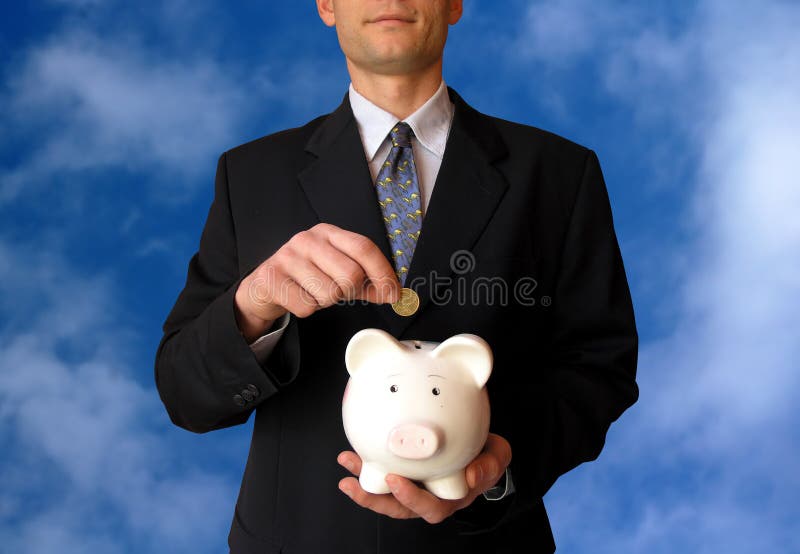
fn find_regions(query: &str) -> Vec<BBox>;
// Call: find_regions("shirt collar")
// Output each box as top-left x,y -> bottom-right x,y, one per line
349,79 -> 454,162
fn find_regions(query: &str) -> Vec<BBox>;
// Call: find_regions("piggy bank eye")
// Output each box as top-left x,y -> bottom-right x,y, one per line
390,385 -> 398,393
431,387 -> 441,396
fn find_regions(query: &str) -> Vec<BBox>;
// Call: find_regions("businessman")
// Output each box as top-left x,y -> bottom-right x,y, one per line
154,1 -> 639,553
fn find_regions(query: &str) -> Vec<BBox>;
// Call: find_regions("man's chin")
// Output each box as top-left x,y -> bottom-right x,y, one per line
364,62 -> 428,78
357,51 -> 436,76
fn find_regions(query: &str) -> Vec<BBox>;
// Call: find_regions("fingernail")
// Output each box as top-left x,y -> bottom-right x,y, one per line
340,484 -> 353,498
385,475 -> 399,494
476,465 -> 484,484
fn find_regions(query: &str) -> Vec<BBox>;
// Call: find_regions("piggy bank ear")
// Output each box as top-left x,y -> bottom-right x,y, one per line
345,328 -> 404,376
431,334 -> 493,387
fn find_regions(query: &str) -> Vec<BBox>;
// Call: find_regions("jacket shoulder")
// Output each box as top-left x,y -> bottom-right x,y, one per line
223,112 -> 329,165
487,114 -> 593,162
475,113 -> 600,218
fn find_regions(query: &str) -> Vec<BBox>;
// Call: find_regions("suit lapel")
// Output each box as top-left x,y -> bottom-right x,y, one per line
377,87 -> 510,337
298,88 -> 510,337
298,94 -> 403,329
298,93 -> 394,263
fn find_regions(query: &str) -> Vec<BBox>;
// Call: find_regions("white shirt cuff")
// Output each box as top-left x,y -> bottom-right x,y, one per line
248,313 -> 290,364
482,467 -> 516,501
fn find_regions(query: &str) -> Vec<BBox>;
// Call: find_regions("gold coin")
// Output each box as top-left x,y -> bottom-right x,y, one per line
391,287 -> 420,317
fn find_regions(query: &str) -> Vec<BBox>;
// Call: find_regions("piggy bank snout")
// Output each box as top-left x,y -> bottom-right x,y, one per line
387,423 -> 442,460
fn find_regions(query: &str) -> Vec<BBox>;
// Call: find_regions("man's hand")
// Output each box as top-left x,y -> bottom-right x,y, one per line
234,223 -> 400,341
336,433 -> 512,524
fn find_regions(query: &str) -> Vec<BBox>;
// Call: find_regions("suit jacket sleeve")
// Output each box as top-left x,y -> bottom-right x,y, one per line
529,149 -> 639,497
153,152 -> 300,434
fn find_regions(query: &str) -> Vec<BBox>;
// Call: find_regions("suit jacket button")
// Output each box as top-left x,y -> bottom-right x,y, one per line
246,384 -> 260,398
233,394 -> 246,406
241,389 -> 255,402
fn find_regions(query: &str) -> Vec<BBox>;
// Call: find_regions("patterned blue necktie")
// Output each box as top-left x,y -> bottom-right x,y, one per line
375,122 -> 422,285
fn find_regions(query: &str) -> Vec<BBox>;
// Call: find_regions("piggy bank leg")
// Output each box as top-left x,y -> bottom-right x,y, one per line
359,462 -> 391,495
424,470 -> 469,500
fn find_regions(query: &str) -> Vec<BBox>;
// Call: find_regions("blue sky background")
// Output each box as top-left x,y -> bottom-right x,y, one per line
1,1 -> 798,552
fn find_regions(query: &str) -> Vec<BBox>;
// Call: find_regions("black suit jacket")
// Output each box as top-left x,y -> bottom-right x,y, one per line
155,87 -> 639,554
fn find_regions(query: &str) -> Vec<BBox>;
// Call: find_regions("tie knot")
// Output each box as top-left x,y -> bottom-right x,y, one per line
390,122 -> 413,148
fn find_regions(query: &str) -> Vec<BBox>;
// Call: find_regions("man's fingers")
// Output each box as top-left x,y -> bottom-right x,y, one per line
322,225 -> 400,303
466,433 -> 512,490
337,451 -> 362,476
359,275 -> 402,305
241,224 -> 401,328
335,454 -> 484,524
385,475 -> 452,524
290,235 -> 364,301
338,477 -> 416,520
485,432 -> 513,467
245,264 -> 318,319
282,256 -> 339,308
276,223 -> 400,307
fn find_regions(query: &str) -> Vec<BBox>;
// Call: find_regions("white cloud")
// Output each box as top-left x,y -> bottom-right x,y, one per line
0,241 -> 237,553
0,30 -> 250,204
516,1 -> 706,130
515,0 -> 800,552
0,12 -> 345,209
638,0 -> 800,445
515,0 -> 633,62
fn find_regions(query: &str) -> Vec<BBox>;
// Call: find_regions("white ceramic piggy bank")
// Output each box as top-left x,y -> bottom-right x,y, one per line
342,328 -> 492,500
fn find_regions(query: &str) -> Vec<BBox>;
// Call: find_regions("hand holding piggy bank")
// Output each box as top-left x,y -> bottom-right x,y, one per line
342,328 -> 492,500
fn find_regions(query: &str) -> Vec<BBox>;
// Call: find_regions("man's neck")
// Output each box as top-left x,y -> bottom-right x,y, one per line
347,59 -> 444,120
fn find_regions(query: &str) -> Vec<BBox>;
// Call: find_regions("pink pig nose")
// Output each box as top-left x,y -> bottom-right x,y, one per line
387,423 -> 441,460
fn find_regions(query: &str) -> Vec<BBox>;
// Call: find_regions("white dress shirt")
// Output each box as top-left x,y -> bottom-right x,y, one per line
249,80 -> 455,360
349,79 -> 455,216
